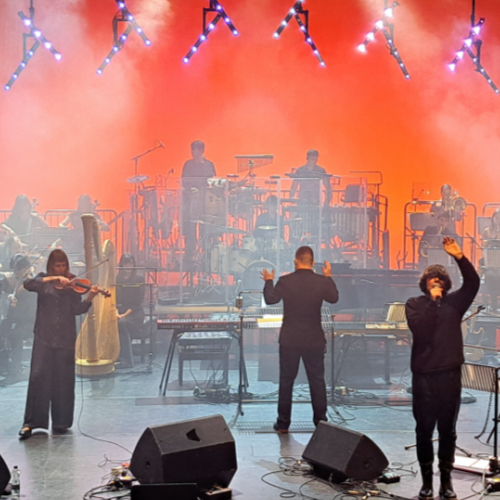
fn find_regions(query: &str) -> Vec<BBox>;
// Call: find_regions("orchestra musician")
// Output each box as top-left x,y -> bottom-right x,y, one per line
0,254 -> 36,382
59,195 -> 109,255
0,235 -> 23,271
181,140 -> 217,268
430,185 -> 464,232
59,195 -> 110,232
18,249 -> 99,440
480,208 -> 500,311
419,211 -> 459,267
1,195 -> 48,241
290,149 -> 332,206
115,253 -> 145,369
254,195 -> 283,239
481,208 -> 500,243
406,237 -> 479,500
260,246 -> 339,432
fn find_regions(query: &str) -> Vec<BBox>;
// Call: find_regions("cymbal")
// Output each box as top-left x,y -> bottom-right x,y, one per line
127,174 -> 149,184
256,225 -> 277,231
215,226 -> 247,235
279,198 -> 299,204
190,219 -> 215,225
234,187 -> 268,195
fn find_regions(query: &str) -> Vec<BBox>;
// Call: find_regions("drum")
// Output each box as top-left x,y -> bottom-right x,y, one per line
209,244 -> 228,274
263,237 -> 288,261
271,237 -> 287,251
228,249 -> 253,274
242,236 -> 259,253
241,260 -> 277,292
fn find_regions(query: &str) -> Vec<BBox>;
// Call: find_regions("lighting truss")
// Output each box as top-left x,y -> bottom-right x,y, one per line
97,0 -> 151,75
183,0 -> 239,63
448,0 -> 498,94
273,0 -> 325,67
357,1 -> 410,80
5,1 -> 62,91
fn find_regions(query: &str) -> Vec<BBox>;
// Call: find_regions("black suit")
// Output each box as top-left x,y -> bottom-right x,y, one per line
263,268 -> 339,429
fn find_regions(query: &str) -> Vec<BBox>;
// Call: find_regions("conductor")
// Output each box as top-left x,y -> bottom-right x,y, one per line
260,246 -> 339,432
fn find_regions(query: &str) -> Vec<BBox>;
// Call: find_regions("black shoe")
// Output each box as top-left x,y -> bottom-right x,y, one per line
52,426 -> 68,435
273,422 -> 289,434
439,461 -> 457,499
18,427 -> 32,440
418,461 -> 434,499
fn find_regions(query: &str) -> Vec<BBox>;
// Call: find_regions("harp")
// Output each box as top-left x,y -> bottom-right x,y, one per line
75,214 -> 120,376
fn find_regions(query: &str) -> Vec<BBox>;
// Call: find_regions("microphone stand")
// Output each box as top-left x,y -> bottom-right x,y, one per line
129,142 -> 164,261
230,291 -> 261,426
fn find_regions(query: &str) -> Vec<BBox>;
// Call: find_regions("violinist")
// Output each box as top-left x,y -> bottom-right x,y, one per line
19,249 -> 99,440
0,254 -> 36,382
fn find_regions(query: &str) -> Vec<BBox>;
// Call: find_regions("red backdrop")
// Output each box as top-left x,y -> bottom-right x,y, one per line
1,0 -> 499,266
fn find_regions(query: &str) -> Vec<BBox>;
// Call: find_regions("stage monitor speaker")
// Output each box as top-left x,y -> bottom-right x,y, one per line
0,454 -> 11,495
130,415 -> 237,492
302,422 -> 388,482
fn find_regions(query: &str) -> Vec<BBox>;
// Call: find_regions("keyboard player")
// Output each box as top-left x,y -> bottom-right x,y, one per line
260,246 -> 339,433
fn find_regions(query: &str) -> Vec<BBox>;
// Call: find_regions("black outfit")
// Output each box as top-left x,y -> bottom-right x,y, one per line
254,212 -> 279,239
405,256 -> 479,466
292,164 -> 331,204
23,273 -> 92,430
263,269 -> 339,429
181,158 -> 216,266
0,274 -> 36,376
116,272 -> 145,368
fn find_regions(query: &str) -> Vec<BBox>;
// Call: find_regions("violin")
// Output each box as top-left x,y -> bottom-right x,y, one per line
55,278 -> 111,298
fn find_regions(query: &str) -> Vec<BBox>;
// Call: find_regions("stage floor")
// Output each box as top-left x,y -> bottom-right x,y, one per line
0,354 -> 496,500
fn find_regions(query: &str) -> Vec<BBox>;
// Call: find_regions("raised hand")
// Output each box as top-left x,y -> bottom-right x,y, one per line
260,269 -> 275,281
322,260 -> 331,277
443,236 -> 464,259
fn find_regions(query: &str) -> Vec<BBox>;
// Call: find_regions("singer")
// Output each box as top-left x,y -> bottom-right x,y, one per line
405,236 -> 479,500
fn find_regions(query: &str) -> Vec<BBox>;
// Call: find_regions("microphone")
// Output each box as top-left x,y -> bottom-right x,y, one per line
432,282 -> 443,306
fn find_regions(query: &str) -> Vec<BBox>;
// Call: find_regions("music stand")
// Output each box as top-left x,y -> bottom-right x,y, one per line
460,362 -> 500,475
235,155 -> 273,175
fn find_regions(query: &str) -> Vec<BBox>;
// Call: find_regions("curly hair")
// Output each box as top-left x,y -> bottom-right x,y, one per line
419,264 -> 452,294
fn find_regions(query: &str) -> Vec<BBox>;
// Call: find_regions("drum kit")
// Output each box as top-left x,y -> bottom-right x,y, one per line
199,219 -> 290,276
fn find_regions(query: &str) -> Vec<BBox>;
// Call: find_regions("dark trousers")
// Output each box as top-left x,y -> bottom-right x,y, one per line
277,344 -> 327,429
24,340 -> 76,430
118,312 -> 144,367
412,367 -> 462,464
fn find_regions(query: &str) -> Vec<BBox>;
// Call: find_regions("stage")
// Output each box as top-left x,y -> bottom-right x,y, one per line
0,347 -> 497,500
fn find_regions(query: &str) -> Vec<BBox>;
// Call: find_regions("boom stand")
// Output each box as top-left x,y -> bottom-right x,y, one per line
231,293 -> 250,426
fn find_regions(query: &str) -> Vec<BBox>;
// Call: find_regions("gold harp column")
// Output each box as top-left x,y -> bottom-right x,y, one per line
75,214 -> 120,376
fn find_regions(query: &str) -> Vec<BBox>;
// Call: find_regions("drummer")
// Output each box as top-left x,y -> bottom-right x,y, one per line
254,196 -> 279,239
